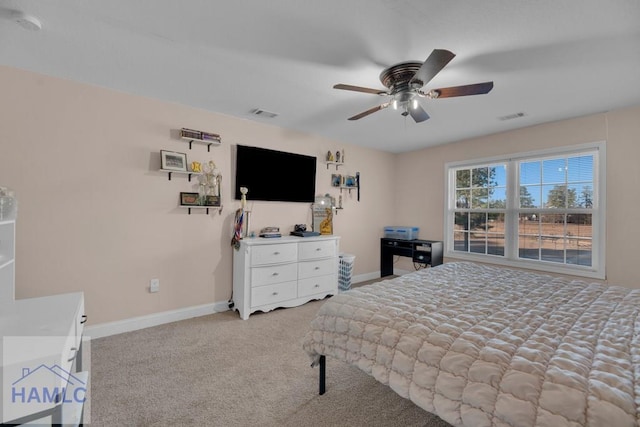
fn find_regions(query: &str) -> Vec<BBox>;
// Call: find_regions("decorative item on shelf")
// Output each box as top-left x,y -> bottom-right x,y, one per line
0,186 -> 17,220
197,160 -> 221,205
345,175 -> 356,187
335,150 -> 341,163
193,160 -> 223,214
338,194 -> 343,209
160,150 -> 187,172
331,174 -> 341,187
326,151 -> 334,162
190,161 -> 202,173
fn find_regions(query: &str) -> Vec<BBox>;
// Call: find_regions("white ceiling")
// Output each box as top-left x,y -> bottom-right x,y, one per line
1,0 -> 639,153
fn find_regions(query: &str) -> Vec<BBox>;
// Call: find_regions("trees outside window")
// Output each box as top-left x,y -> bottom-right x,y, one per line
446,144 -> 604,279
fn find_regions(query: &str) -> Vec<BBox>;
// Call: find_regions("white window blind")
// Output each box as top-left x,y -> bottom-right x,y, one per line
445,142 -> 605,279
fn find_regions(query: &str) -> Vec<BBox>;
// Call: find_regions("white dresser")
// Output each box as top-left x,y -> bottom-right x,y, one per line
232,235 -> 339,319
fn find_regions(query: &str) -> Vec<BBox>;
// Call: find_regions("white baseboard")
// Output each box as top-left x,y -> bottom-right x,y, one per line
86,270 -> 414,340
85,300 -> 230,339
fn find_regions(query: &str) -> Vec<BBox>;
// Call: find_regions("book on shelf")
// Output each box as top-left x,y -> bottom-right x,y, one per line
180,128 -> 202,139
201,131 -> 221,142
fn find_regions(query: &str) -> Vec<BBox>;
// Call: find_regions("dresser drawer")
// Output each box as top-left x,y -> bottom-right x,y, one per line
251,243 -> 298,266
251,281 -> 297,306
251,263 -> 297,287
298,275 -> 337,298
298,258 -> 337,279
299,240 -> 336,260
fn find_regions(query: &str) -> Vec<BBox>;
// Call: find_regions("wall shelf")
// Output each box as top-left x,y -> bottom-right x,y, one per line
180,136 -> 221,152
180,128 -> 221,152
325,161 -> 345,170
180,205 -> 223,215
338,185 -> 358,193
160,169 -> 201,181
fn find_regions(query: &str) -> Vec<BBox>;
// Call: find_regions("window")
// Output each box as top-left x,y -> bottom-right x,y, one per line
445,142 -> 605,279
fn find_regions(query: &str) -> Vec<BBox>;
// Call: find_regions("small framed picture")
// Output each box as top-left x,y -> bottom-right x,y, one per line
180,192 -> 200,206
203,195 -> 221,206
331,174 -> 341,187
161,150 -> 188,172
345,175 -> 356,187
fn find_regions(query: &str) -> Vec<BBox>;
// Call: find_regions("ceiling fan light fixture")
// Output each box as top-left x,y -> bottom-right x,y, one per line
333,49 -> 493,123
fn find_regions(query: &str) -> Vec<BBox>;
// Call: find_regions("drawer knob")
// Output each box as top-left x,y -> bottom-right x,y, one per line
314,284 -> 320,288
272,272 -> 279,276
314,267 -> 320,270
272,292 -> 278,296
316,248 -> 322,251
274,251 -> 280,255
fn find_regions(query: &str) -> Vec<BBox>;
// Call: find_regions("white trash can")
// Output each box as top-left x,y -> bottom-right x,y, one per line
338,253 -> 356,291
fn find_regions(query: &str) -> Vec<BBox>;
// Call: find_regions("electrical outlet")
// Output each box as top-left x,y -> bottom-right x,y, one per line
150,278 -> 160,293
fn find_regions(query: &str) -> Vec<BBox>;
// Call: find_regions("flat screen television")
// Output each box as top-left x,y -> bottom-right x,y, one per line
234,145 -> 317,203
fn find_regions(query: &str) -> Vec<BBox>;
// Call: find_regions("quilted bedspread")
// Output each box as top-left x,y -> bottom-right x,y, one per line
302,262 -> 640,427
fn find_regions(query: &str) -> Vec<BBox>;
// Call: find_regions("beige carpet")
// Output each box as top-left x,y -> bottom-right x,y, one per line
89,288 -> 452,426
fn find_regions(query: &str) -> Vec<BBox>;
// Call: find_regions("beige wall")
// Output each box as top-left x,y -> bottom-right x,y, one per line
0,66 -> 396,324
2,65 -> 638,326
395,106 -> 640,287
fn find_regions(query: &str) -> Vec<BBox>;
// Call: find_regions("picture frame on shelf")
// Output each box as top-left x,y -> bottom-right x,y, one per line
203,195 -> 221,207
180,192 -> 200,206
331,174 -> 341,187
345,175 -> 356,187
161,150 -> 188,171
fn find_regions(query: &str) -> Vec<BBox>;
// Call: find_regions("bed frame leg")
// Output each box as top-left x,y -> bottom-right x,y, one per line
319,355 -> 326,395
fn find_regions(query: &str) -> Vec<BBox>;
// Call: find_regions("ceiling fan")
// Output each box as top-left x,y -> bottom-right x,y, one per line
334,49 -> 493,123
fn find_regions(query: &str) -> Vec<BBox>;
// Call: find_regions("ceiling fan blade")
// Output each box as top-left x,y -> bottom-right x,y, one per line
348,102 -> 390,120
409,49 -> 456,87
409,103 -> 430,123
333,84 -> 388,95
431,81 -> 494,98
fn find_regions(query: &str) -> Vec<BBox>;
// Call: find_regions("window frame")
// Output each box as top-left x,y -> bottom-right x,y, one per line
444,142 -> 606,279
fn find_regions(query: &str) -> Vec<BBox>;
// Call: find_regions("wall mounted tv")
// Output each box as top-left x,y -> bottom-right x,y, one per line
234,145 -> 317,203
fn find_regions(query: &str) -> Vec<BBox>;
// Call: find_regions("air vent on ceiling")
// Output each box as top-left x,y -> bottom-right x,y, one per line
498,112 -> 526,121
250,108 -> 279,119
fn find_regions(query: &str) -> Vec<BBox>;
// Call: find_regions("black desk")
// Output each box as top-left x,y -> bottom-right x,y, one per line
381,238 -> 443,277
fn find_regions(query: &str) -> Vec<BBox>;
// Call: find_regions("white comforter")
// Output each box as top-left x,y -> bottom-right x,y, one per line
302,262 -> 640,427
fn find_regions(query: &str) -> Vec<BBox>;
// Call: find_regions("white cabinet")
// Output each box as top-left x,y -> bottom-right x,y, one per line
0,292 -> 87,425
232,236 -> 339,319
0,214 -> 87,425
0,219 -> 15,301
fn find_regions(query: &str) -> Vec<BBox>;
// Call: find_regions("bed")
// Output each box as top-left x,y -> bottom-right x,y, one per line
302,262 -> 640,427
